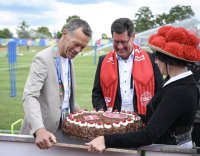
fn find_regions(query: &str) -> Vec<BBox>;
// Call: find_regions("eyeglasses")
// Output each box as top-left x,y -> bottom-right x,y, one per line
112,37 -> 131,46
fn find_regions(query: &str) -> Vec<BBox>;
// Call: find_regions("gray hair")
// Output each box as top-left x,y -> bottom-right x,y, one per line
63,18 -> 92,38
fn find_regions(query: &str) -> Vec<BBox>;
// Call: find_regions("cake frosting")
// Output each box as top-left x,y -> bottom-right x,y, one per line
62,109 -> 142,140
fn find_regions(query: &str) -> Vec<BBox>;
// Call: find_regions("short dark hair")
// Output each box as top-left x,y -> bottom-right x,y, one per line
63,18 -> 92,38
111,18 -> 134,37
155,51 -> 187,67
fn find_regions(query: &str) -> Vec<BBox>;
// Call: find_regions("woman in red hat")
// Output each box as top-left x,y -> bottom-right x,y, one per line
86,26 -> 200,152
188,61 -> 200,147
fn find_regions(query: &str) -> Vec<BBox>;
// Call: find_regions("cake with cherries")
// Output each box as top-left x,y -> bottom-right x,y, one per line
62,109 -> 143,140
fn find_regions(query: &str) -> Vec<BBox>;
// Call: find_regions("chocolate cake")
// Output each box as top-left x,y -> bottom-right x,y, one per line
62,109 -> 143,140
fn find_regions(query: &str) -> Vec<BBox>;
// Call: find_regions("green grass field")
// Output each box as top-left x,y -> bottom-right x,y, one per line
0,45 -> 112,133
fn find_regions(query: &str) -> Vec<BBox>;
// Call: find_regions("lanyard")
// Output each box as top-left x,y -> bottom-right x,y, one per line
53,45 -> 71,121
54,45 -> 71,100
55,57 -> 71,99
55,56 -> 64,97
61,57 -> 71,103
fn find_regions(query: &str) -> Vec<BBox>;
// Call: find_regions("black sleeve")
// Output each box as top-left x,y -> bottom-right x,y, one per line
104,86 -> 193,148
187,63 -> 200,81
92,55 -> 107,111
147,52 -> 164,92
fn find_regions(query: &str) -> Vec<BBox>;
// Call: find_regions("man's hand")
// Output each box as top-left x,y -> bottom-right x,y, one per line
35,127 -> 57,149
85,136 -> 106,153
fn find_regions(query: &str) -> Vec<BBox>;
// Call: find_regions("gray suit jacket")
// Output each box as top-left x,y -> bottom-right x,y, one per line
20,46 -> 76,135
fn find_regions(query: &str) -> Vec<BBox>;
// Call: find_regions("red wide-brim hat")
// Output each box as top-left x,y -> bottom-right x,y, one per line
148,26 -> 200,62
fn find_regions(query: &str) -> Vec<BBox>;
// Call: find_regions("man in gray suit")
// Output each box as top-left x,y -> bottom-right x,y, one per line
20,18 -> 92,149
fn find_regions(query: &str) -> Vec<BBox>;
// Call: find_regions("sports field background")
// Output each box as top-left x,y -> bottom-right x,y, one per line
0,45 -> 112,133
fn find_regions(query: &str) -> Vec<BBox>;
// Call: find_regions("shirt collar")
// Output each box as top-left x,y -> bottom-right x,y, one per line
163,71 -> 193,87
116,50 -> 134,61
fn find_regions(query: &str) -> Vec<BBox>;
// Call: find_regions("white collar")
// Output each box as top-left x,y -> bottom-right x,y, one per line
163,71 -> 193,87
116,50 -> 134,61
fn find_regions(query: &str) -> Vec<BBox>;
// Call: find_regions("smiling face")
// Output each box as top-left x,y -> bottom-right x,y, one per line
112,31 -> 134,60
58,27 -> 90,59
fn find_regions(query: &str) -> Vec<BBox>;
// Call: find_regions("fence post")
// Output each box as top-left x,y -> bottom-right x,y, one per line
94,42 -> 98,65
8,41 -> 17,97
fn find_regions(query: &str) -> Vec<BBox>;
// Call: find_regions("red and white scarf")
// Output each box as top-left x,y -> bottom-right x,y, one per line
100,43 -> 155,114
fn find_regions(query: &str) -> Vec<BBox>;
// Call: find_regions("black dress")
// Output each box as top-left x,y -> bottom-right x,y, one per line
104,75 -> 199,148
188,63 -> 200,147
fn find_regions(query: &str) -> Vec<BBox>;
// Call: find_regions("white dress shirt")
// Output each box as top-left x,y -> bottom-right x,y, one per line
61,57 -> 70,110
117,52 -> 134,112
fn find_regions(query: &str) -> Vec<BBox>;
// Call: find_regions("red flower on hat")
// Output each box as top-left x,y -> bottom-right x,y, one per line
164,42 -> 184,58
158,26 -> 173,37
149,36 -> 166,49
178,27 -> 189,36
149,34 -> 159,43
148,26 -> 200,62
197,50 -> 200,60
183,45 -> 198,61
166,28 -> 187,44
185,33 -> 199,47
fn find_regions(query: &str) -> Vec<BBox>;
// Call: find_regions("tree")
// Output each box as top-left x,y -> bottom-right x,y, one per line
56,31 -> 62,39
56,15 -> 81,39
61,15 -> 81,32
155,13 -> 172,26
154,5 -> 194,26
16,20 -> 30,38
133,5 -> 195,32
133,7 -> 155,33
0,28 -> 12,38
36,26 -> 52,39
168,5 -> 194,23
66,15 -> 80,23
101,33 -> 110,39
